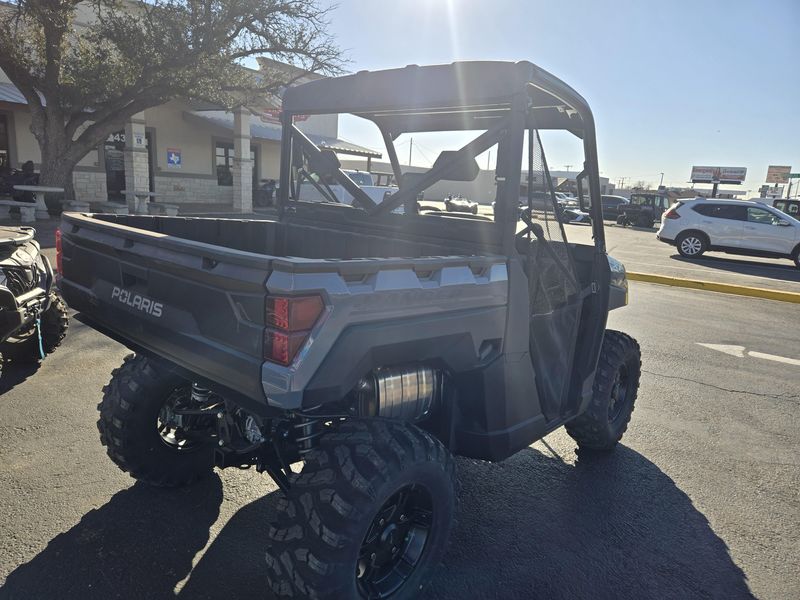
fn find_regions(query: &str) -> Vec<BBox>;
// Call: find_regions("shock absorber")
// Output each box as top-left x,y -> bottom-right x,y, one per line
294,406 -> 324,455
191,382 -> 212,404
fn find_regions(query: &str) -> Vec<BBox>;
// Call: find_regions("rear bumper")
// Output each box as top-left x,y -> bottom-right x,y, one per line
656,234 -> 675,245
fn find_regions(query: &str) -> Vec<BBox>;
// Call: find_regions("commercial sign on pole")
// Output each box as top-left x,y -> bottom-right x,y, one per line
765,165 -> 791,184
690,166 -> 747,184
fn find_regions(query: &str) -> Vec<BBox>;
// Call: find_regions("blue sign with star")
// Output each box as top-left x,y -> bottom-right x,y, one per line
167,148 -> 182,168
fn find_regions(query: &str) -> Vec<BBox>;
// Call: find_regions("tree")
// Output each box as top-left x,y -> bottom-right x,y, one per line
0,0 -> 342,200
632,180 -> 650,191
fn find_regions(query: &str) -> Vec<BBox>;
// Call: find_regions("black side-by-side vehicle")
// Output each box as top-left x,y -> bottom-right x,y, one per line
59,61 -> 641,600
1,226 -> 69,377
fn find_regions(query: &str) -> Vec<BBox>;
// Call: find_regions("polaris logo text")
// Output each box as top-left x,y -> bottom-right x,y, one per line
111,286 -> 163,318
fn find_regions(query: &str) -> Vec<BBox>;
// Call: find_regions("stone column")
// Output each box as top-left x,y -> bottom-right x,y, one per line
232,106 -> 253,213
124,112 -> 149,211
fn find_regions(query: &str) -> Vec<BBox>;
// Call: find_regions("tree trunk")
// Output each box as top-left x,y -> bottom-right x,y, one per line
36,122 -> 80,212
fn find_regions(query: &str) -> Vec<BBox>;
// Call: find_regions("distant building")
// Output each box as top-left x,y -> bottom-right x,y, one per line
0,61 -> 378,211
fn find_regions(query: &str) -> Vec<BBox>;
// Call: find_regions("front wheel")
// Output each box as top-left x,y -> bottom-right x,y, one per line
266,419 -> 457,600
1,293 -> 69,362
566,330 -> 641,451
97,354 -> 216,487
792,246 -> 800,270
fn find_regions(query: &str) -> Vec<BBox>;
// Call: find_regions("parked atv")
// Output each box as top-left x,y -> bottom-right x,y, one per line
616,192 -> 672,228
0,226 -> 68,376
60,61 -> 641,600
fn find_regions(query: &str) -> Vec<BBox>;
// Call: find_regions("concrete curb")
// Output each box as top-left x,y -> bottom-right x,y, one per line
627,272 -> 800,304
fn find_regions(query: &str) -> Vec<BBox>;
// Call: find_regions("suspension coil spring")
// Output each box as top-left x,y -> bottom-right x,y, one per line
294,406 -> 324,455
191,382 -> 212,404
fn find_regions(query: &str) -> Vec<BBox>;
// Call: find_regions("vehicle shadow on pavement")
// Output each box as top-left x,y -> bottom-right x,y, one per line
0,362 -> 42,396
671,255 -> 800,283
1,475 -> 226,600
424,444 -> 755,600
2,445 -> 754,600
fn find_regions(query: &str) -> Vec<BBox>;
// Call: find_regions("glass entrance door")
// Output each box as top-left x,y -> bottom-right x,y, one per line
104,130 -> 126,201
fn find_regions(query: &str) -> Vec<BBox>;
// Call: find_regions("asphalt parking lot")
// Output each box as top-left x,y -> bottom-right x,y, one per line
1,272 -> 798,599
1,214 -> 799,599
564,221 -> 800,294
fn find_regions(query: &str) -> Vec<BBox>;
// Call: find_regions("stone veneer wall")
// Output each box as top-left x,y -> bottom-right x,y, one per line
154,175 -> 233,204
72,169 -> 108,204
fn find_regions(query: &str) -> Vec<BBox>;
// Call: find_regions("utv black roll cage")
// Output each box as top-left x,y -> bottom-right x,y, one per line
278,60 -> 605,254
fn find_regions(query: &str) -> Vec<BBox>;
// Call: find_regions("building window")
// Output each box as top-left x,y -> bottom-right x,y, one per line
215,141 -> 257,187
0,114 -> 10,175
216,142 -> 234,186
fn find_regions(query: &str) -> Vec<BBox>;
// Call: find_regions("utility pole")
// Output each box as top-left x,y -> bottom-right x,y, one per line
564,164 -> 573,173
659,172 -> 664,188
487,150 -> 491,171
408,138 -> 413,166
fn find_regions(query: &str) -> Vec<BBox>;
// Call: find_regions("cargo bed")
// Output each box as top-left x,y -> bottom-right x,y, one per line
59,206 -> 505,407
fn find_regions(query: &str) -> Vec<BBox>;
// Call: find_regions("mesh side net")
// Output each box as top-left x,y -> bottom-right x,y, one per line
524,129 -> 583,420
524,130 -> 580,315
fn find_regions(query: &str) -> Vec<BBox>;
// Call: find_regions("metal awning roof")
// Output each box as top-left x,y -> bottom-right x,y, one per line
185,110 -> 382,159
0,82 -> 31,105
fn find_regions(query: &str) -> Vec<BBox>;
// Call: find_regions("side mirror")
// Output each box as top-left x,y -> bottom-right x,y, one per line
308,149 -> 341,176
431,151 -> 479,182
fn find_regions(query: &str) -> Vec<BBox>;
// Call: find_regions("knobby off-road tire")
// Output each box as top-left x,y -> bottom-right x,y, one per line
266,419 -> 457,600
566,330 -> 641,451
1,293 -> 69,362
97,354 -> 215,487
40,293 -> 69,354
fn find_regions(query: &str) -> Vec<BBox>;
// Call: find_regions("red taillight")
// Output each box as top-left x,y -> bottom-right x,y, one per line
663,207 -> 681,219
264,295 -> 325,366
266,295 -> 324,331
55,228 -> 63,274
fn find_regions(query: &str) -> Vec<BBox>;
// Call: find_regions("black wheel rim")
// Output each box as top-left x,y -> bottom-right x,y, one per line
607,364 -> 631,424
357,484 -> 433,599
156,387 -> 212,451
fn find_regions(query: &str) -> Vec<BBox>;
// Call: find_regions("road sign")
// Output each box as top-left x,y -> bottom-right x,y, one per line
788,173 -> 800,179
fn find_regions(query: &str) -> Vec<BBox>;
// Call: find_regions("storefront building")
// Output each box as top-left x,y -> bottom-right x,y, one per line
0,68 -> 379,212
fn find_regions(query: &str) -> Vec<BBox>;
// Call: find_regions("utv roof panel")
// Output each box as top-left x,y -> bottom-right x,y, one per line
282,61 -> 592,136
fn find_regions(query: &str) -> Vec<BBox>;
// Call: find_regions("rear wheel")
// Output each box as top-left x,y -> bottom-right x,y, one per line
566,330 -> 641,451
97,354 -> 216,487
40,293 -> 69,354
265,419 -> 457,600
637,214 -> 654,228
676,231 -> 708,258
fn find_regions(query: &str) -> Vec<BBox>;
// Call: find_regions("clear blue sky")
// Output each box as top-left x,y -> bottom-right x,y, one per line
322,0 -> 800,193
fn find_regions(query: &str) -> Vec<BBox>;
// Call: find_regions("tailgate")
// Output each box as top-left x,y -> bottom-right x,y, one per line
59,213 -> 271,403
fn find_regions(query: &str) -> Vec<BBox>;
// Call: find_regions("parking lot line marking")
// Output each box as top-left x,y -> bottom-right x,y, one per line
748,351 -> 800,367
697,343 -> 800,367
697,343 -> 745,358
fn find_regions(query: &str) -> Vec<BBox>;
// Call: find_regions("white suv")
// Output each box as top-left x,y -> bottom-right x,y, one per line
657,198 -> 800,269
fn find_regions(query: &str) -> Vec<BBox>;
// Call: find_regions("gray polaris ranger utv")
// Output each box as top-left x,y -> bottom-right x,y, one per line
59,61 -> 641,600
